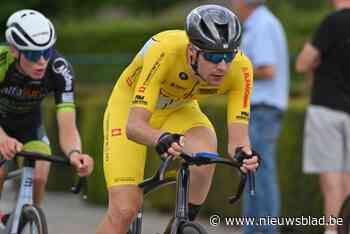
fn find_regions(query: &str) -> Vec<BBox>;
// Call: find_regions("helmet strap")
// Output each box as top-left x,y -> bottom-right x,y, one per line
15,52 -> 29,76
190,51 -> 207,83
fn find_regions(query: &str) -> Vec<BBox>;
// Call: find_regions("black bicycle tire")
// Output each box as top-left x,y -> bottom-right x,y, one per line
177,221 -> 208,234
338,195 -> 350,234
17,205 -> 48,234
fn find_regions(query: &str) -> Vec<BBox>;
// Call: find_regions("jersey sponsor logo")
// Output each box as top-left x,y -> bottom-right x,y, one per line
242,67 -> 252,108
138,86 -> 146,93
236,111 -> 250,121
155,91 -> 187,109
23,87 -> 42,97
126,67 -> 142,87
179,72 -> 188,80
52,58 -> 73,91
198,88 -> 218,95
0,86 -> 23,96
62,92 -> 74,103
111,128 -> 121,136
132,95 -> 148,105
114,177 -> 136,183
170,82 -> 186,91
143,52 -> 165,86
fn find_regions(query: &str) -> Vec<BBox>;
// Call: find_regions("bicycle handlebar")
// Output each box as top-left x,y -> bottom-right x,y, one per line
0,151 -> 86,195
155,151 -> 255,204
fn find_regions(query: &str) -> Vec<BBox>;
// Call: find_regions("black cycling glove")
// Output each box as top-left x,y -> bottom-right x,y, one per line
155,132 -> 183,157
234,146 -> 262,170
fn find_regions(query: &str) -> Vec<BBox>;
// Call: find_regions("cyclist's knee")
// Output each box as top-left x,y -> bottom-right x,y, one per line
107,185 -> 143,226
107,204 -> 139,226
33,170 -> 49,187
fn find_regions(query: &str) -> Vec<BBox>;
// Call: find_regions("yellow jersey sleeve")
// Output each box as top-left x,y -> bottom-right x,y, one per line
131,41 -> 172,112
227,56 -> 254,124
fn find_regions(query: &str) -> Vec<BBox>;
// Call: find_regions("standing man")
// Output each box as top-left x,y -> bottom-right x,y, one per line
231,0 -> 290,233
296,1 -> 350,234
0,9 -> 94,211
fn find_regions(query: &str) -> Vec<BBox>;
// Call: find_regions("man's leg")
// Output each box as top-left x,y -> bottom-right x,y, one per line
343,172 -> 350,199
184,126 -> 217,220
98,104 -> 147,234
243,107 -> 282,234
97,185 -> 143,234
33,161 -> 50,206
22,140 -> 52,206
158,102 -> 217,221
320,172 -> 343,233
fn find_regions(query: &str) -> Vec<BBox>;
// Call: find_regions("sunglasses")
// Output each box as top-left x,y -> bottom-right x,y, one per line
201,50 -> 237,64
20,47 -> 53,63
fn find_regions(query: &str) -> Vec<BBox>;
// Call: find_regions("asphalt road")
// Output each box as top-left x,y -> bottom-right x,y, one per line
0,182 -> 241,234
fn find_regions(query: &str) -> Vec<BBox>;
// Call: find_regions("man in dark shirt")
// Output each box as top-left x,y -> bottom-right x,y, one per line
0,9 -> 94,214
296,1 -> 350,233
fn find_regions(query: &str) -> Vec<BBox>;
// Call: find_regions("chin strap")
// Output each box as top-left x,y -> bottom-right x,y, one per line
190,51 -> 200,76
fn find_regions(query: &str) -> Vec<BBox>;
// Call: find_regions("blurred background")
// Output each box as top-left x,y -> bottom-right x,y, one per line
0,0 -> 332,233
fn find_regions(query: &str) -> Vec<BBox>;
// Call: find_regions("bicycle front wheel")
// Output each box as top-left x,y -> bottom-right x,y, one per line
178,221 -> 208,234
18,205 -> 48,234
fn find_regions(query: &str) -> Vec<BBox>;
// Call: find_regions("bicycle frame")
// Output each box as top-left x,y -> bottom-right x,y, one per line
0,151 -> 83,234
129,152 -> 253,234
2,158 -> 36,234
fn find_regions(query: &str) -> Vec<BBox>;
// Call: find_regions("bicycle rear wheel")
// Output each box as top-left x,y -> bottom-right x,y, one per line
18,205 -> 48,234
338,195 -> 350,234
178,221 -> 208,234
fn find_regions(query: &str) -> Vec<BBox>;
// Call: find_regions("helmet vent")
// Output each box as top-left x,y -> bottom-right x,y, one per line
216,23 -> 228,44
11,31 -> 28,46
199,19 -> 211,39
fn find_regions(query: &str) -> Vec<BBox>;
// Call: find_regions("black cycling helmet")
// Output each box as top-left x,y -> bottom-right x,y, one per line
186,4 -> 242,52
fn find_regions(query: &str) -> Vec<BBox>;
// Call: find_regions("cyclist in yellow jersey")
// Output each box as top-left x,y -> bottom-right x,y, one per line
97,5 -> 259,234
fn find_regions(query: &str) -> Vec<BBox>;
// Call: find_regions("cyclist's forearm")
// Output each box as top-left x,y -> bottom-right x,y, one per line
227,122 -> 251,155
56,111 -> 82,156
126,122 -> 163,146
59,126 -> 82,156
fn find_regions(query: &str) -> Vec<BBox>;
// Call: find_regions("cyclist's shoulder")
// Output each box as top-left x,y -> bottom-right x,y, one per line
0,44 -> 15,67
0,45 -> 15,82
231,50 -> 253,71
150,30 -> 189,53
47,48 -> 74,79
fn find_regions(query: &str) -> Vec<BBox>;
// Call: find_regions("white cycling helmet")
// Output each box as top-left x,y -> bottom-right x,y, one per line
5,9 -> 56,51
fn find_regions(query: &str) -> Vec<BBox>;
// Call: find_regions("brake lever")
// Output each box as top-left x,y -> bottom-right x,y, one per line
71,177 -> 88,199
248,172 -> 256,196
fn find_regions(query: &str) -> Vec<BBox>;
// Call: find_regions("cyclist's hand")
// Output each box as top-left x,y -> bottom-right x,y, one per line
70,153 -> 94,177
155,132 -> 184,159
234,146 -> 260,173
0,136 -> 23,160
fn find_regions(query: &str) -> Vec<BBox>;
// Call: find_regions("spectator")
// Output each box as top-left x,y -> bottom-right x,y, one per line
296,1 -> 350,234
231,0 -> 290,233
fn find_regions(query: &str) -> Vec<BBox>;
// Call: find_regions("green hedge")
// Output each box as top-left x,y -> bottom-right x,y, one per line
43,90 -> 323,233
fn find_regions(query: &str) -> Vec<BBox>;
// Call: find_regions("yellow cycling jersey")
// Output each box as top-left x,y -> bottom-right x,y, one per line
109,30 -> 253,124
